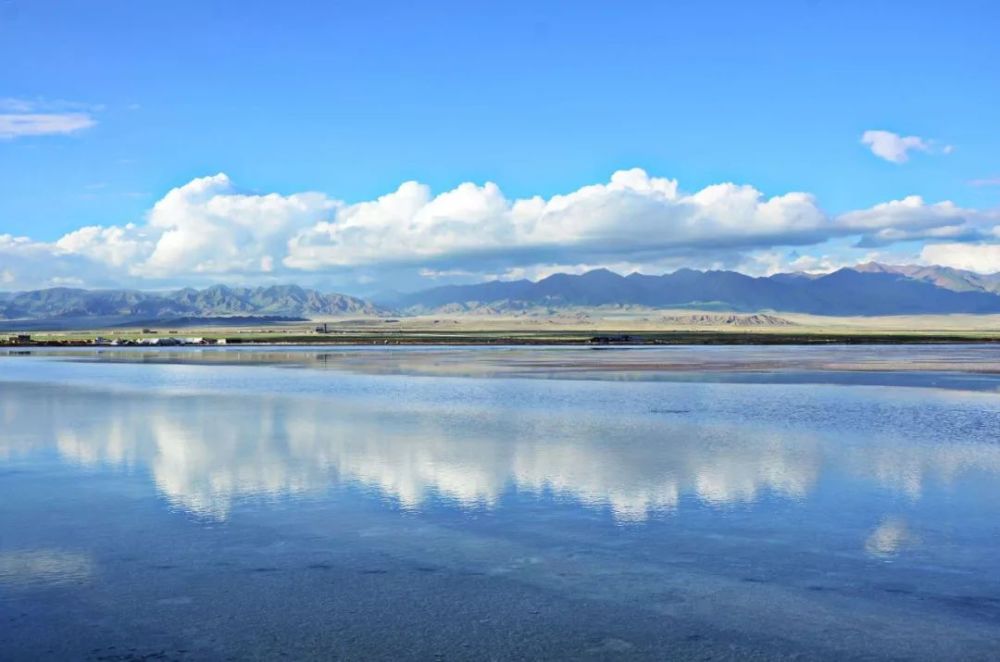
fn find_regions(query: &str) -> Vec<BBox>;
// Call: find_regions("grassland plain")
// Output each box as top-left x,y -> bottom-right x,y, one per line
3,310 -> 1000,346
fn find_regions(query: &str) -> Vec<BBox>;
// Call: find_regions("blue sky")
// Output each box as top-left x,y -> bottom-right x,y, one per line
1,0 -> 998,293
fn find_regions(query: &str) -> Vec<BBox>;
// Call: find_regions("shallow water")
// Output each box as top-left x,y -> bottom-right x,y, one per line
2,347 -> 1000,660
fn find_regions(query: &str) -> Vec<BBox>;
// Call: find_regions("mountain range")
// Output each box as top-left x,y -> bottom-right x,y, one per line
2,264 -> 1000,325
382,263 -> 1000,316
0,284 -> 382,325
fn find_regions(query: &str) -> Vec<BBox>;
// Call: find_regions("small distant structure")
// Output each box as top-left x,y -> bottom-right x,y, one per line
138,337 -> 181,346
7,334 -> 32,345
315,323 -> 329,333
588,334 -> 643,345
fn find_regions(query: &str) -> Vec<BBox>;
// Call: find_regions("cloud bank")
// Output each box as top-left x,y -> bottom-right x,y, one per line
1,169 -> 997,291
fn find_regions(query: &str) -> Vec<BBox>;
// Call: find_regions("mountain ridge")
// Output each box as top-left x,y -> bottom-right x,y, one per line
0,284 -> 385,321
383,263 -> 1000,316
4,263 -> 1000,321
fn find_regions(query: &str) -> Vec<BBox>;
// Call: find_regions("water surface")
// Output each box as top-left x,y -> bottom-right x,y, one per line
2,346 -> 1000,660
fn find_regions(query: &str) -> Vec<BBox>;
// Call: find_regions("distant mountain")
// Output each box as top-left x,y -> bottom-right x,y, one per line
387,265 -> 1000,316
6,263 -> 1000,324
853,262 -> 1000,295
0,284 -> 385,322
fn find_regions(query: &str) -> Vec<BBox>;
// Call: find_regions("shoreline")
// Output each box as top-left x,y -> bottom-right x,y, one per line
4,331 -> 1000,347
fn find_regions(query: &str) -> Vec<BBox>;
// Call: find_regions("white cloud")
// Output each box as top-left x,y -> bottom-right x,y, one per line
920,243 -> 1000,274
285,168 -> 828,270
1,169 -> 998,291
839,196 -> 957,230
138,173 -> 335,276
0,234 -> 122,290
0,98 -> 99,139
0,113 -> 96,139
861,129 -> 942,164
838,195 -> 995,247
743,249 -> 883,277
493,262 -> 648,282
55,224 -> 151,268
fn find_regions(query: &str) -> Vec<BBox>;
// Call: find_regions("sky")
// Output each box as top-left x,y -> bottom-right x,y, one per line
1,0 -> 999,294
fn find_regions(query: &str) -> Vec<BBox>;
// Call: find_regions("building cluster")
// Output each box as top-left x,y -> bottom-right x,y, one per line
2,334 -> 232,347
92,337 -> 225,346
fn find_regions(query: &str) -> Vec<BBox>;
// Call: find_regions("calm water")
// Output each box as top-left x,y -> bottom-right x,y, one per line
2,346 -> 1000,660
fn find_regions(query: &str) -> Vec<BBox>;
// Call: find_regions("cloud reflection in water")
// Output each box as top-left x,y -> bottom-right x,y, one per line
1,380 -> 998,527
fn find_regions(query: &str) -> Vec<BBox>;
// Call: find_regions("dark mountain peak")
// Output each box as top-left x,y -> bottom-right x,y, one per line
769,271 -> 817,282
536,272 -> 572,283
580,267 -> 623,279
853,261 -> 893,273
820,267 -> 873,279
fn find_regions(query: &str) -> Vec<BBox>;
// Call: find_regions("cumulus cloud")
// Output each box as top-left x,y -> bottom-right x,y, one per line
860,130 -> 949,164
138,173 -> 335,276
0,234 -> 123,290
920,243 -> 1000,274
838,195 -> 995,247
1,168 -> 997,290
285,168 -> 829,269
55,224 -> 152,268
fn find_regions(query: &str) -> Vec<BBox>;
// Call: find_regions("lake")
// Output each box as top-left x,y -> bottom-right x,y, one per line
2,346 -> 1000,660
